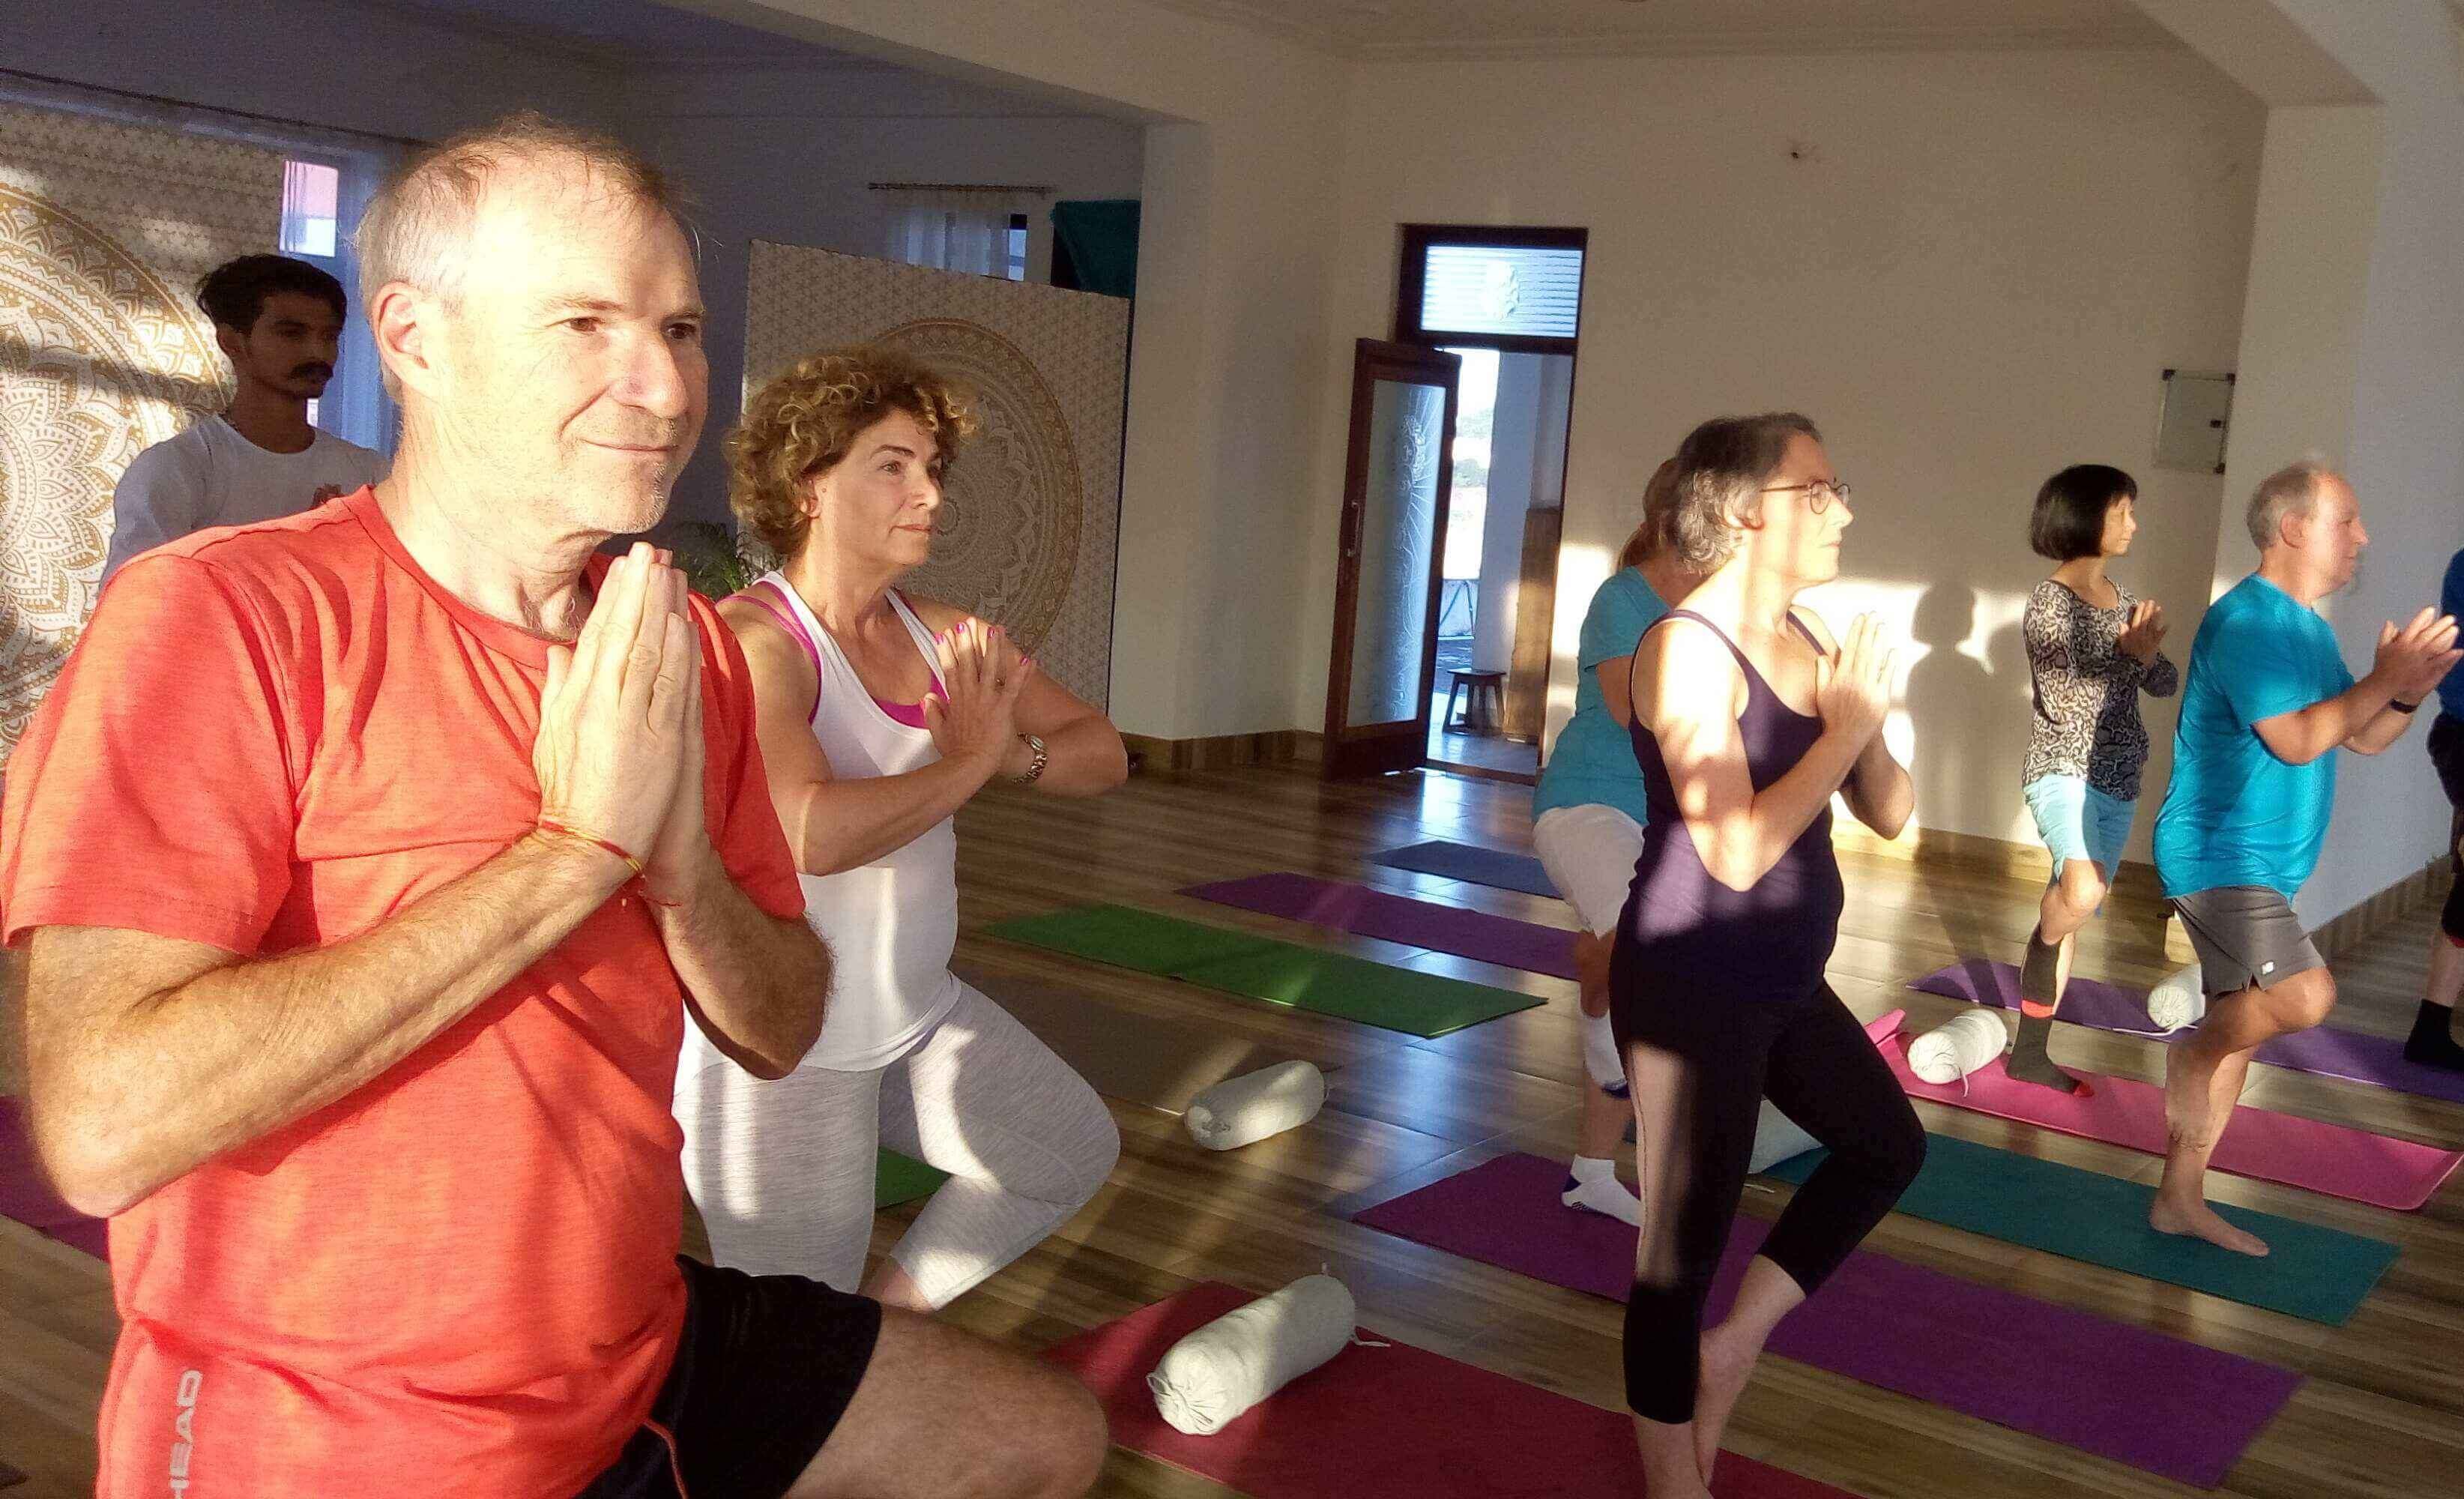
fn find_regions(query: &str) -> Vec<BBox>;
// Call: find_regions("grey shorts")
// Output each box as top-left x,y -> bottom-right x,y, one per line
2172,885 -> 2326,997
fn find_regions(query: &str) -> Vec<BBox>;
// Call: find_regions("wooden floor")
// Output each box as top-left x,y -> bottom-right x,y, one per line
6,764 -> 2463,1497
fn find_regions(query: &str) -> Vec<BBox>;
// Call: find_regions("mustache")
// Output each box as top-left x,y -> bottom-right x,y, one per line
290,363 -> 334,381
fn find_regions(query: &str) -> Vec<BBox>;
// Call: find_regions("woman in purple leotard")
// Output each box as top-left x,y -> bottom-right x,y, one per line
1613,413 -> 1924,1495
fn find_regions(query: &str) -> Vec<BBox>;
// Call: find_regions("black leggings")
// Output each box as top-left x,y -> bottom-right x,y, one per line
2433,714 -> 2464,941
1611,959 -> 1924,1423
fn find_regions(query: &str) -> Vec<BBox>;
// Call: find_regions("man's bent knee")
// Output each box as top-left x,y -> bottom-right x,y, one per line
2268,969 -> 2337,1033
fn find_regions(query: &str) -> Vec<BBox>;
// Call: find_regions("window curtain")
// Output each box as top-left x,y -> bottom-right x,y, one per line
1050,199 -> 1140,299
881,189 -> 1029,278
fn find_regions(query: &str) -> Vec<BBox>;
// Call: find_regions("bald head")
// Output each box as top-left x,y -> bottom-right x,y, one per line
357,111 -> 682,310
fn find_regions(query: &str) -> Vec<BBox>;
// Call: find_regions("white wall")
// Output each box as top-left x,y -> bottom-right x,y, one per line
2147,0 -> 2464,926
2262,2 -> 2464,926
638,64 -> 1144,527
1307,45 -> 2264,854
2208,105 -> 2382,602
719,0 -> 1350,739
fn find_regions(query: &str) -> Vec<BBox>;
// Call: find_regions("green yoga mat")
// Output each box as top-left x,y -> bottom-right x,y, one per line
985,904 -> 1543,1039
985,903 -> 1267,974
1765,1132 -> 2397,1325
876,1149 -> 946,1208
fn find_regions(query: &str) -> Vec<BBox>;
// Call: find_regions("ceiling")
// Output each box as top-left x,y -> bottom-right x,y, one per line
1142,0 -> 2183,58
362,0 -> 872,68
363,0 -> 2190,70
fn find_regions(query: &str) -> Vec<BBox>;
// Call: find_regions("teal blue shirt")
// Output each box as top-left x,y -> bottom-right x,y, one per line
2152,574 -> 2355,899
1533,568 -> 1669,824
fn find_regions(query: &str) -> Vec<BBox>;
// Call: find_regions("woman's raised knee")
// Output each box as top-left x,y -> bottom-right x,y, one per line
2057,863 -> 2107,921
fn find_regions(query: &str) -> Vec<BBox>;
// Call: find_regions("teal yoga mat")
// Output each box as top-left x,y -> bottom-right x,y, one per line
1764,1132 -> 2398,1325
985,903 -> 1544,1038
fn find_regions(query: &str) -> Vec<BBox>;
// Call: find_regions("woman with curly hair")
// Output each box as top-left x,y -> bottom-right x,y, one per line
673,345 -> 1125,1314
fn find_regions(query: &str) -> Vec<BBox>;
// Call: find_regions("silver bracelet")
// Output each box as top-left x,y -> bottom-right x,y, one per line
1011,733 -> 1048,785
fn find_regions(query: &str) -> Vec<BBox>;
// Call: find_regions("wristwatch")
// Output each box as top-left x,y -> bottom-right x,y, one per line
1012,733 -> 1049,785
2392,697 -> 2423,714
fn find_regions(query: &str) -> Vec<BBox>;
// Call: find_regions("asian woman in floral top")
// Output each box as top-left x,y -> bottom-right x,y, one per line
2013,464 -> 2178,1091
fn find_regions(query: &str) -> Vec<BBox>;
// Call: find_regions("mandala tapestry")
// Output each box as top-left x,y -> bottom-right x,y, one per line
743,242 -> 1129,708
0,103 -> 283,765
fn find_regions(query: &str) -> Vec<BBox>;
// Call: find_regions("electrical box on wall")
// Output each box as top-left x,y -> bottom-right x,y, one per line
2156,369 -> 2234,474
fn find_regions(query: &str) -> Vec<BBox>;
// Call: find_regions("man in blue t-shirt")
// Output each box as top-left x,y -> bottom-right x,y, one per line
2150,460 -> 2458,1255
2419,546 -> 2464,1070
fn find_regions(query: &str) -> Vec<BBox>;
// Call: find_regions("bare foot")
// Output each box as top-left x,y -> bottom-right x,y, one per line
1690,1323 -> 1757,1483
2149,1195 -> 2270,1256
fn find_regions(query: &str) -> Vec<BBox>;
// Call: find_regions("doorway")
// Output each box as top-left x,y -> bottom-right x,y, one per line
1401,226 -> 1585,783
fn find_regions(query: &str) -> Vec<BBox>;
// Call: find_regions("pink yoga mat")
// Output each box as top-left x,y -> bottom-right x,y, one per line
1912,957 -> 2464,1107
0,1097 -> 107,1258
1874,1013 -> 2464,1210
1042,1281 -> 1859,1499
1352,1153 -> 2298,1488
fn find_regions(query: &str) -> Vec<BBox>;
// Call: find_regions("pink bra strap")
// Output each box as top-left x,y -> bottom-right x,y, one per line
741,579 -> 824,722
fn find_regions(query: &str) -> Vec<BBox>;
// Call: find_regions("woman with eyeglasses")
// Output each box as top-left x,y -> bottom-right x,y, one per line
1530,458 -> 1698,1225
1613,414 -> 1924,1495
2011,465 -> 2176,1091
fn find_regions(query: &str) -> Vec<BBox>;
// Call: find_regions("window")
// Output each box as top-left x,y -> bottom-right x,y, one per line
1394,226 -> 1587,355
278,153 -> 393,453
878,187 -> 1047,280
280,160 -> 340,258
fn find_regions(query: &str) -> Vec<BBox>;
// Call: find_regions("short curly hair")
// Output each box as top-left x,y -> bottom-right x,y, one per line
728,346 -> 979,559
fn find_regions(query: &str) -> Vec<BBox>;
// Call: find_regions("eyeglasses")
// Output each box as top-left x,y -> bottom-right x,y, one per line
1761,479 -> 1850,513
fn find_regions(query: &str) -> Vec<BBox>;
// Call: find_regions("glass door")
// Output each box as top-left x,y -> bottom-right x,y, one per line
1322,339 -> 1461,777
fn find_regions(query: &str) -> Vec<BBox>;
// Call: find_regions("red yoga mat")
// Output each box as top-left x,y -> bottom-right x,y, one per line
0,1097 -> 107,1258
1043,1282 -> 1860,1499
1872,1011 -> 2464,1211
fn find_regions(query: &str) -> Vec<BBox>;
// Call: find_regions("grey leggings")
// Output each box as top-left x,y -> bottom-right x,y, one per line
677,981 -> 1120,1307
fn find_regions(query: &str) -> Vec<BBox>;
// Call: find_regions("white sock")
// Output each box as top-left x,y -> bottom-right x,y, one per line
1580,1009 -> 1626,1093
1562,1155 -> 1642,1225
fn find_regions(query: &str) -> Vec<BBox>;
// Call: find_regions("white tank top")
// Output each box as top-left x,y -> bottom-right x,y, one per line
731,573 -> 961,1070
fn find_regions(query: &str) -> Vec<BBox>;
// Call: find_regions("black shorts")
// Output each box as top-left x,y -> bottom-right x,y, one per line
578,1257 -> 884,1499
2431,713 -> 2464,872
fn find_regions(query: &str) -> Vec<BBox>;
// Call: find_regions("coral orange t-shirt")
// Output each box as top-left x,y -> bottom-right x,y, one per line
0,487 -> 805,1496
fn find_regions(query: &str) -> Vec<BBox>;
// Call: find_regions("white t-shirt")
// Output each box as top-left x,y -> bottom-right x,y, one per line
102,415 -> 389,580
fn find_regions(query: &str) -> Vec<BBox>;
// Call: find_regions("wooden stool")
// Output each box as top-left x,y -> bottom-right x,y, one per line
1445,669 -> 1507,735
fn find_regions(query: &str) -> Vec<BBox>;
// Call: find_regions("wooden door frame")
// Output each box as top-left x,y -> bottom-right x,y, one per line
1322,338 -> 1462,779
1392,224 -> 1589,783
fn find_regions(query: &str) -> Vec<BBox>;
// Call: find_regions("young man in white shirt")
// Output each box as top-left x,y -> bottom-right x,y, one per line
102,254 -> 390,579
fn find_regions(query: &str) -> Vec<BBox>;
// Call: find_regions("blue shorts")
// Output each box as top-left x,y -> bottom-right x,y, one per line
2022,774 -> 2134,884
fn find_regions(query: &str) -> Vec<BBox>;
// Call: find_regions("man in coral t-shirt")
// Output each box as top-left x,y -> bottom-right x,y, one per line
1,112 -> 1102,1499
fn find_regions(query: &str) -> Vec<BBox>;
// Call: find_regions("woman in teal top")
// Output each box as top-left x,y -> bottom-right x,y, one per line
1533,459 -> 1695,1225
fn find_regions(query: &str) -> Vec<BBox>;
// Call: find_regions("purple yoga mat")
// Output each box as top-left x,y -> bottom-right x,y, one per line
1183,872 -> 1578,979
0,1097 -> 107,1258
1353,1152 -> 2300,1489
1913,958 -> 2464,1107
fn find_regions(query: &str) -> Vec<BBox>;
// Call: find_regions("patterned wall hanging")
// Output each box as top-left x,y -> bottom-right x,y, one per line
0,103 -> 283,767
743,242 -> 1129,709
